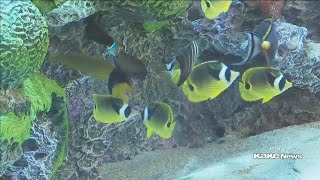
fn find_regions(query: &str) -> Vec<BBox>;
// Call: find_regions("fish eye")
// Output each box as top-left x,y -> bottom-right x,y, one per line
245,83 -> 251,90
205,0 -> 211,8
167,122 -> 171,128
188,84 -> 194,91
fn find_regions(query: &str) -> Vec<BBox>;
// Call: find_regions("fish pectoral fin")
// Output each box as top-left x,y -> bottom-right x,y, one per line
147,128 -> 154,138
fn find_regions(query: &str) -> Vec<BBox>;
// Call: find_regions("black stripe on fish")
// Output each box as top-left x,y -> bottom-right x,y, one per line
279,77 -> 286,91
145,104 -> 157,121
124,105 -> 131,118
225,67 -> 231,82
231,33 -> 262,66
176,41 -> 199,86
266,72 -> 276,87
111,98 -> 123,114
207,65 -> 220,80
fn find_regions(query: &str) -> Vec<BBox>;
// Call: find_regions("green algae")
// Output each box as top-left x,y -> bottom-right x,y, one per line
22,74 -> 65,118
0,74 -> 65,144
49,101 -> 69,180
0,112 -> 32,144
31,0 -> 58,14
143,20 -> 170,33
0,74 -> 69,179
143,0 -> 192,19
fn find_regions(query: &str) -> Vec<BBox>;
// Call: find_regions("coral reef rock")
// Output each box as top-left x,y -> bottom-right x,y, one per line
273,19 -> 320,93
1,95 -> 67,179
0,0 -> 49,89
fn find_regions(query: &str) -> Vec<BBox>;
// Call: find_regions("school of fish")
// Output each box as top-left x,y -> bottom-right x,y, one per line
48,1 -> 293,140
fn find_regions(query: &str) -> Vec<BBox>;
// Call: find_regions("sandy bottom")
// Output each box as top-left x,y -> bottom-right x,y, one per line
99,121 -> 320,180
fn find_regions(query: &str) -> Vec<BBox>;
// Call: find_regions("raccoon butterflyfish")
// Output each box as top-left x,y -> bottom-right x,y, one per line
164,41 -> 200,86
143,102 -> 175,139
182,61 -> 240,103
200,0 -> 232,20
93,94 -> 135,124
239,67 -> 293,103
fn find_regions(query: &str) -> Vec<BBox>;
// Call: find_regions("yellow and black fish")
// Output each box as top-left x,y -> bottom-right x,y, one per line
143,102 -> 175,139
200,0 -> 232,20
164,41 -> 200,86
93,94 -> 134,124
231,32 -> 263,66
239,67 -> 292,103
253,19 -> 278,65
232,19 -> 278,66
48,51 -> 146,102
182,61 -> 240,102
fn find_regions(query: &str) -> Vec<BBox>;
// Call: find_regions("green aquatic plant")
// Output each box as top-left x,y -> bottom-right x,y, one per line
0,74 -> 69,178
143,20 -> 170,33
143,0 -> 192,19
22,74 -> 65,117
0,112 -> 32,144
0,74 -> 65,144
31,0 -> 58,14
49,101 -> 69,180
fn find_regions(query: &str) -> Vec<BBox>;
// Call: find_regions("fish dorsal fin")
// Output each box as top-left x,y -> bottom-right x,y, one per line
176,41 -> 199,86
254,19 -> 273,41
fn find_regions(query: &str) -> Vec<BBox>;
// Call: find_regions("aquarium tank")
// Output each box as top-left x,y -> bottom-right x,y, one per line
1,0 -> 320,179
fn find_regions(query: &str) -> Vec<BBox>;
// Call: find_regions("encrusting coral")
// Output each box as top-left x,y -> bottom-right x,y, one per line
0,0 -> 49,89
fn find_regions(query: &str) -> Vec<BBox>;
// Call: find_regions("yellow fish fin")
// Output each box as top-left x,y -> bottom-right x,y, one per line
201,0 -> 232,20
262,95 -> 275,104
172,69 -> 181,85
147,128 -> 154,138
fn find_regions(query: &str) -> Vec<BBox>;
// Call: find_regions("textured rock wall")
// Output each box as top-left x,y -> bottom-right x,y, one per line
6,0 -> 317,179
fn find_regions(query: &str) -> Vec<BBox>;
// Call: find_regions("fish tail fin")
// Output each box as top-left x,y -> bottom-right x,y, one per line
147,128 -> 154,138
262,96 -> 274,103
